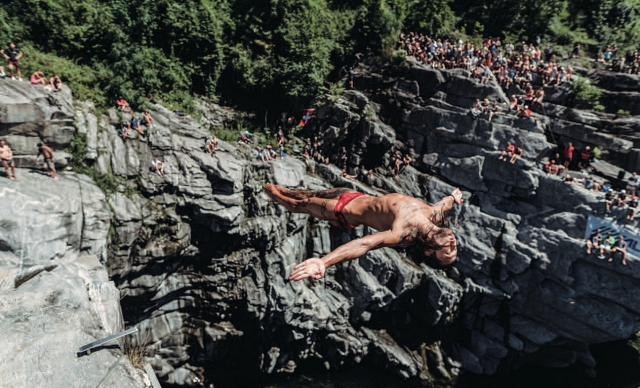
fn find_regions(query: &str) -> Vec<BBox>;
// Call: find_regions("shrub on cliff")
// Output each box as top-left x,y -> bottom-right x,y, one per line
569,77 -> 604,111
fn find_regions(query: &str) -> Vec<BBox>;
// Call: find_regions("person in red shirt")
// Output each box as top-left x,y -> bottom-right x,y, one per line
498,142 -> 515,161
545,160 -> 559,175
563,142 -> 575,169
116,96 -> 131,114
579,146 -> 592,169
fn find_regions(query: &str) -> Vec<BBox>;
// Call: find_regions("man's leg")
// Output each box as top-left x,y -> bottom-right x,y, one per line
9,161 -> 16,179
48,161 -> 56,180
1,160 -> 11,178
264,184 -> 351,222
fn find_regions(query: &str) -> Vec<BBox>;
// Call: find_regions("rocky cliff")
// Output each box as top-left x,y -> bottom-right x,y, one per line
1,56 -> 639,387
0,142 -> 145,385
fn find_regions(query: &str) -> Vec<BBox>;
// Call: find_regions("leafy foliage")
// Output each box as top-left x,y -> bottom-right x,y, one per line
569,77 -> 604,110
1,0 -> 639,115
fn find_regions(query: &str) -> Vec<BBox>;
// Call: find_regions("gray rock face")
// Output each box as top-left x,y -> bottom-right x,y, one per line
0,79 -> 75,167
3,57 -> 640,388
0,173 -> 144,387
0,255 -> 145,388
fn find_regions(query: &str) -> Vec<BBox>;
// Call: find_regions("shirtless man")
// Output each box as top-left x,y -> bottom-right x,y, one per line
35,143 -> 57,179
264,184 -> 463,281
0,139 -> 16,179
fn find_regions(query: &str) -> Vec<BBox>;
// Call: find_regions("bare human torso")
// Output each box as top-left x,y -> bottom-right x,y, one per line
0,145 -> 12,160
341,193 -> 442,243
265,184 -> 463,281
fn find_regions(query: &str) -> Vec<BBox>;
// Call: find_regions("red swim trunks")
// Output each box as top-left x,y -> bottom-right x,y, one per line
334,192 -> 365,229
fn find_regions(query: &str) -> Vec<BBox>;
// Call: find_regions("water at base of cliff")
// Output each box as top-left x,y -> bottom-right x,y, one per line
262,339 -> 640,388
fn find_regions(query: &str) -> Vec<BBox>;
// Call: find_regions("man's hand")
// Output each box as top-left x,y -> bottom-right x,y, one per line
289,258 -> 326,281
451,188 -> 464,205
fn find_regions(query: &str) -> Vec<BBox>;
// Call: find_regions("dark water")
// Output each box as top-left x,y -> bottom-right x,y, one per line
262,339 -> 640,388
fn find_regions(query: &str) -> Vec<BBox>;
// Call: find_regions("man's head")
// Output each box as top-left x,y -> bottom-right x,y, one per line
9,43 -> 15,49
422,228 -> 457,267
37,143 -> 43,148
410,213 -> 458,269
0,139 -> 5,147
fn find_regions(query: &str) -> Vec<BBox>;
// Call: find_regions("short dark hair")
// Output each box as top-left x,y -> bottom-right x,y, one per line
37,143 -> 43,147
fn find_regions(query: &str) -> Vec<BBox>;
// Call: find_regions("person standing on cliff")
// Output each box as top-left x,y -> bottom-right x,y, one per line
36,143 -> 57,180
1,43 -> 22,81
264,184 -> 463,280
0,139 -> 17,180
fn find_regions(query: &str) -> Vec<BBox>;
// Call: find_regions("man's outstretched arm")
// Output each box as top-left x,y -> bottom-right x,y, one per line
289,230 -> 402,281
432,188 -> 464,220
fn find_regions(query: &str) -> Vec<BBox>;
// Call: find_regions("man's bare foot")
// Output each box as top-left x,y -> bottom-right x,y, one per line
53,176 -> 58,180
9,176 -> 14,180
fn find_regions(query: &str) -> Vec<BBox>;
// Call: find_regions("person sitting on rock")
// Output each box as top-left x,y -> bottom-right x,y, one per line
585,228 -> 601,255
532,88 -> 545,107
578,146 -> 592,169
151,157 -> 165,177
116,96 -> 131,114
1,42 -> 22,81
357,165 -> 373,184
35,143 -> 57,180
617,190 -> 629,208
564,174 -> 574,185
577,175 -> 600,191
341,168 -> 358,180
269,145 -> 278,159
129,115 -> 145,136
49,75 -> 62,91
204,136 -> 218,155
119,121 -> 131,140
470,99 -> 482,119
608,236 -> 628,265
402,154 -> 413,172
604,189 -> 615,214
238,134 -> 247,144
488,102 -> 501,122
498,142 -> 515,162
142,110 -> 155,128
0,139 -> 17,180
626,172 -> 638,197
545,160 -> 559,175
392,153 -> 402,177
509,95 -> 518,111
30,70 -> 48,88
627,196 -> 638,220
598,232 -> 615,259
517,105 -> 533,118
264,184 -> 464,280
510,147 -> 523,164
481,98 -> 491,114
257,147 -> 268,162
566,65 -> 574,82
